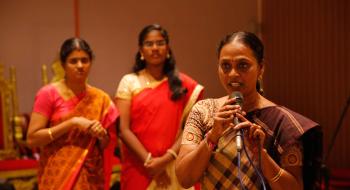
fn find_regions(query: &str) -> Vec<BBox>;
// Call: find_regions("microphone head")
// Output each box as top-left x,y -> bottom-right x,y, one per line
230,91 -> 244,107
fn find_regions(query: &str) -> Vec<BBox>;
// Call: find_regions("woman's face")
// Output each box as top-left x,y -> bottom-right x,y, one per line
218,40 -> 263,96
63,49 -> 91,83
140,30 -> 169,67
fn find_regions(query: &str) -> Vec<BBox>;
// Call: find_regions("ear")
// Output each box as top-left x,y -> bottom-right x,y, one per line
258,61 -> 265,78
139,49 -> 144,57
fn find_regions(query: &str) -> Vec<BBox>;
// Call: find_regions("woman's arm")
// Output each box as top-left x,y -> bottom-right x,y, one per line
27,113 -> 105,148
261,149 -> 303,190
235,113 -> 303,190
26,113 -> 74,147
176,97 -> 240,188
115,98 -> 150,163
176,140 -> 213,188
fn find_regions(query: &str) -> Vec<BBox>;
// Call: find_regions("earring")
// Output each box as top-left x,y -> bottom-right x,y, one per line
166,53 -> 170,59
257,77 -> 264,94
140,55 -> 144,60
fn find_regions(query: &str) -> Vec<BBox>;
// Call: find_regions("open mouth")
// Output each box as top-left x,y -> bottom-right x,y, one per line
229,82 -> 242,87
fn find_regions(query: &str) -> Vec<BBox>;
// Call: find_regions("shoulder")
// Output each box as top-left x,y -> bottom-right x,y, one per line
179,72 -> 198,86
179,72 -> 204,95
38,83 -> 56,92
274,106 -> 319,134
120,72 -> 138,84
35,83 -> 57,98
191,98 -> 219,117
88,86 -> 112,99
259,105 -> 319,149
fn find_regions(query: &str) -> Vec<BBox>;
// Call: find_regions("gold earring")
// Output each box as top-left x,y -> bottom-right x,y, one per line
257,77 -> 264,94
166,53 -> 170,59
140,55 -> 144,60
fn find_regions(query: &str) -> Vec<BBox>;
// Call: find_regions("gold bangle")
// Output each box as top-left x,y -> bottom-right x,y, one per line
144,152 -> 152,166
270,168 -> 284,183
166,149 -> 178,159
48,128 -> 54,141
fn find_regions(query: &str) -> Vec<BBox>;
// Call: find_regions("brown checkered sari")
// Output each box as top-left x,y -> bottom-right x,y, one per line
182,98 -> 319,190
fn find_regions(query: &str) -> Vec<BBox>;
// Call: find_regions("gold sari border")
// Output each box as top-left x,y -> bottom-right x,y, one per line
132,78 -> 167,98
180,84 -> 204,127
0,168 -> 38,179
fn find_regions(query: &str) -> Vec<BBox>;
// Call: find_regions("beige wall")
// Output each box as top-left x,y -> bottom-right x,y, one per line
0,0 -> 258,113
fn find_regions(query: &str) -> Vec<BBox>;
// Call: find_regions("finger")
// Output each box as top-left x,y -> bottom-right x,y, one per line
235,112 -> 248,122
233,120 -> 251,130
223,98 -> 236,106
219,104 -> 241,112
89,122 -> 99,130
249,124 -> 258,139
215,110 -> 235,118
253,129 -> 265,144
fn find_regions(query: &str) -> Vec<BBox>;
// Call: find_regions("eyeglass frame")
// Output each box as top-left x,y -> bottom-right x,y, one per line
142,40 -> 167,48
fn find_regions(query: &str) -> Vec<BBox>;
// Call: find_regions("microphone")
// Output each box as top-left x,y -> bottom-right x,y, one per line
230,91 -> 244,152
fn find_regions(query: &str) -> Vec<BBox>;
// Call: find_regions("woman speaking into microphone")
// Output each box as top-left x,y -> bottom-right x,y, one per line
175,31 -> 321,190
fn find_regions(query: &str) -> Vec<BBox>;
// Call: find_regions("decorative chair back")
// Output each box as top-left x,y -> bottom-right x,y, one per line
0,64 -> 20,159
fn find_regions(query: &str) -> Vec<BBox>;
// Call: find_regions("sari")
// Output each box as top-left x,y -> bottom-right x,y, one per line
116,70 -> 204,190
182,99 -> 320,190
33,84 -> 118,190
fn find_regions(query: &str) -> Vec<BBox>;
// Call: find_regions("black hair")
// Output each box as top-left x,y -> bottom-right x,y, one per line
217,31 -> 264,94
60,37 -> 94,64
133,24 -> 187,100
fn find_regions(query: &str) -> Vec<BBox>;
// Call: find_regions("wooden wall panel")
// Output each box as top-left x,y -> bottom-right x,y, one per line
261,0 -> 350,168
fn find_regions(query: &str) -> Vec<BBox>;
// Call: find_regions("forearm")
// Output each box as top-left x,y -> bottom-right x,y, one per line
120,129 -> 149,162
261,149 -> 302,190
27,118 -> 74,147
169,133 -> 182,153
176,141 -> 212,188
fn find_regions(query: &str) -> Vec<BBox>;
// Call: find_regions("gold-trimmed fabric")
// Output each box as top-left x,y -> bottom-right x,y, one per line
146,161 -> 194,190
37,86 -> 117,190
180,84 -> 204,128
117,71 -> 203,190
115,70 -> 167,100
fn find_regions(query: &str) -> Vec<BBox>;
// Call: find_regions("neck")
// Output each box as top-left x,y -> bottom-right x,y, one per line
242,91 -> 262,112
145,65 -> 164,80
64,79 -> 86,94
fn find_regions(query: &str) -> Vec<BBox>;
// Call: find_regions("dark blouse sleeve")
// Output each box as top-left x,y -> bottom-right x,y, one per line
280,142 -> 303,167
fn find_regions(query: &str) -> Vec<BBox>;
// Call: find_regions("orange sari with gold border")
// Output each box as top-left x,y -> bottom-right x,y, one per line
37,86 -> 118,190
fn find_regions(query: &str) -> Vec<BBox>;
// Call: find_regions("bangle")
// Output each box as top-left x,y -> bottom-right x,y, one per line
204,131 -> 217,151
270,168 -> 284,183
144,152 -> 152,166
166,149 -> 178,159
48,128 -> 54,141
204,136 -> 217,151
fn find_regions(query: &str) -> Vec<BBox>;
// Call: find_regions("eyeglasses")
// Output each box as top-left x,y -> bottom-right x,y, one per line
143,40 -> 167,48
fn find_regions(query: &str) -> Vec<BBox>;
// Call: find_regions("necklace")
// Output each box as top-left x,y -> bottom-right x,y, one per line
142,70 -> 165,86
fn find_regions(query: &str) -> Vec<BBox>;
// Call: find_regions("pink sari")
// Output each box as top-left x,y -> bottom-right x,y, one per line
120,73 -> 203,190
33,85 -> 118,190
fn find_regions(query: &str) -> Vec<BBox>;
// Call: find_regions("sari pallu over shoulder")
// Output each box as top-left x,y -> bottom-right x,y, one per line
129,74 -> 203,157
39,87 -> 115,190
